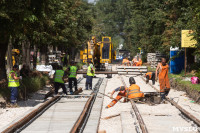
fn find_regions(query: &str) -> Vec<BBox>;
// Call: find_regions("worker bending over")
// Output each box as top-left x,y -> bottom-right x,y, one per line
54,65 -> 68,95
145,72 -> 155,85
106,77 -> 144,108
156,58 -> 170,100
68,61 -> 78,94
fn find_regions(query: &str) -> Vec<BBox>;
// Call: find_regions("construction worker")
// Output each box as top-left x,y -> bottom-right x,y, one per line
68,61 -> 78,94
145,72 -> 155,85
85,60 -> 95,90
132,57 -> 137,66
122,57 -> 130,66
54,65 -> 68,95
8,65 -> 21,106
106,77 -> 144,108
136,58 -> 142,66
156,58 -> 170,100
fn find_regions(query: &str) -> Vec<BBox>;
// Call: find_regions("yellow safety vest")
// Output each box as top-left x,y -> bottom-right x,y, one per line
69,66 -> 77,78
87,64 -> 95,76
54,70 -> 64,83
8,70 -> 20,87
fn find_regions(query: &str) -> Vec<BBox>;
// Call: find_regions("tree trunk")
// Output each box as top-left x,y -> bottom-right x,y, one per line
33,45 -> 38,69
0,34 -> 9,80
7,37 -> 13,73
22,40 -> 26,65
25,40 -> 31,68
40,44 -> 47,65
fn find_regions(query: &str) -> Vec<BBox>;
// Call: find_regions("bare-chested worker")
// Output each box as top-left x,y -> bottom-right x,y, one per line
155,58 -> 170,100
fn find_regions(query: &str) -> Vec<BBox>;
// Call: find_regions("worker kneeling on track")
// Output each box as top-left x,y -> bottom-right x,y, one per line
106,77 -> 144,108
145,72 -> 155,85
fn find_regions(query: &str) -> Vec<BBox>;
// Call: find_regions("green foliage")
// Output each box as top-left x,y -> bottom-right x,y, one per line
76,62 -> 84,69
195,68 -> 200,78
0,75 -> 49,100
0,0 -> 93,54
169,72 -> 200,92
19,75 -> 49,97
93,0 -> 200,58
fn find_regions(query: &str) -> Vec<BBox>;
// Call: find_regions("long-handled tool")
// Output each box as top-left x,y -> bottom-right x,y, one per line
98,92 -> 145,104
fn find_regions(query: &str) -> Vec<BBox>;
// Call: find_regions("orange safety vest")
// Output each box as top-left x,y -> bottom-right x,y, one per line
159,63 -> 170,92
136,59 -> 142,66
146,72 -> 152,79
127,84 -> 144,99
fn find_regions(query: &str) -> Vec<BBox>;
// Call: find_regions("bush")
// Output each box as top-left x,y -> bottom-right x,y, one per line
20,75 -> 49,94
195,68 -> 200,79
76,62 -> 84,69
0,72 -> 49,101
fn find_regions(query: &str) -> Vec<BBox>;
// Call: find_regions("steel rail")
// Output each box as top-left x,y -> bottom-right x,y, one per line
120,75 -> 148,133
70,78 -> 103,133
2,96 -> 61,133
141,76 -> 200,127
44,77 -> 83,99
2,77 -> 84,133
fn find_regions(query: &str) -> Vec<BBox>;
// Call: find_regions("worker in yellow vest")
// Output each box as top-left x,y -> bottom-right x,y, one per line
54,65 -> 68,95
85,60 -> 95,90
8,65 -> 21,106
106,77 -> 144,108
68,61 -> 78,94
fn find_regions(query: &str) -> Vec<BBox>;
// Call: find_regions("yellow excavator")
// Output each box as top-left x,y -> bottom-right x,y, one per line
80,36 -> 116,78
12,49 -> 20,66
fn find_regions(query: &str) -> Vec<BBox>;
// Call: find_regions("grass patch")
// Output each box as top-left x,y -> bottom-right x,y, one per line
179,81 -> 200,91
169,71 -> 200,92
147,66 -> 156,72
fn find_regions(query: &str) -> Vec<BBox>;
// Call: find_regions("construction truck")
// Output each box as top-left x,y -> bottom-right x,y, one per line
80,36 -> 116,78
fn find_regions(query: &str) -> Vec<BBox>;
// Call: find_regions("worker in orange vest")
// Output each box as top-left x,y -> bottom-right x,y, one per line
145,72 -> 155,85
132,57 -> 137,66
136,58 -> 142,66
106,77 -> 144,108
156,58 -> 170,100
122,57 -> 130,66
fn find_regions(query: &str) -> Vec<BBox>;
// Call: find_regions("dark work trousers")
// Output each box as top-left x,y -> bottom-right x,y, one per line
85,76 -> 93,90
69,78 -> 77,93
146,73 -> 155,85
54,82 -> 67,95
10,87 -> 18,104
151,73 -> 155,85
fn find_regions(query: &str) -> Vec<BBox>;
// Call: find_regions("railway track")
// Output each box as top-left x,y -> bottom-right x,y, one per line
140,77 -> 200,127
2,77 -> 107,133
120,75 -> 200,133
120,75 -> 148,133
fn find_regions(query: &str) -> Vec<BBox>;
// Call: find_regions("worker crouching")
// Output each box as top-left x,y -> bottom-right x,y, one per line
106,77 -> 144,108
